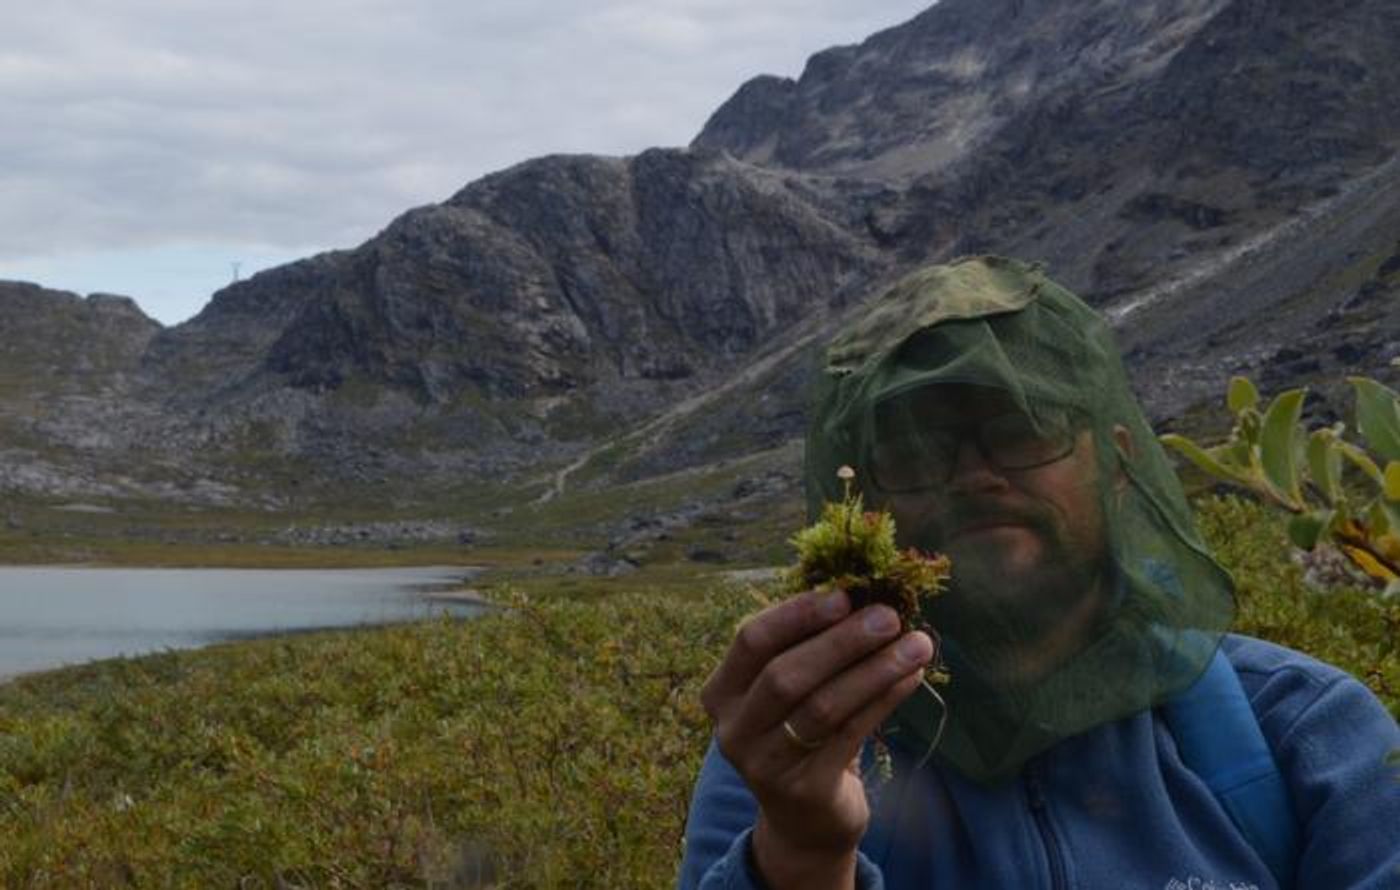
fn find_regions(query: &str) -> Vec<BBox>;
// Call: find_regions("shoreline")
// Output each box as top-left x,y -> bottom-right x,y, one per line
424,587 -> 497,606
0,600 -> 493,689
0,566 -> 491,684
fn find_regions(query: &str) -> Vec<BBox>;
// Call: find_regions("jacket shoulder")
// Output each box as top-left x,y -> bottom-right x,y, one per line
1217,637 -> 1400,888
1218,633 -> 1358,730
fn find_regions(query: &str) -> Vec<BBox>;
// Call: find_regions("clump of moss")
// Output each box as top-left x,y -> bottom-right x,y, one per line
786,467 -> 953,775
785,466 -> 951,635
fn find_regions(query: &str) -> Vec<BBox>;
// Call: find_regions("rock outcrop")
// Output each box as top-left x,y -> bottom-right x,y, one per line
5,0 -> 1400,508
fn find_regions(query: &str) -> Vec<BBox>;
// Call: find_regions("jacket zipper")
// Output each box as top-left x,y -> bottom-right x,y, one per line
1025,768 -> 1069,890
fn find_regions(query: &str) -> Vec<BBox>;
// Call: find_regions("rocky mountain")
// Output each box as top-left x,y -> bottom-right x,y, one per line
131,149 -> 886,489
0,284 -> 157,389
691,0 -> 1400,423
698,0 -> 1400,316
4,0 -> 1399,516
0,284 -> 168,499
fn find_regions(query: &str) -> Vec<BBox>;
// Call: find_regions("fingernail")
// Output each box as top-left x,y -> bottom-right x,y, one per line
897,633 -> 932,666
817,590 -> 846,620
863,605 -> 898,636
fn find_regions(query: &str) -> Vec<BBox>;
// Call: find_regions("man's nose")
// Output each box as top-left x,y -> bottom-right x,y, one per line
946,437 -> 1009,492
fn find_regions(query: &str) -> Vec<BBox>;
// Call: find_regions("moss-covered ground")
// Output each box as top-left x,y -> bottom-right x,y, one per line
0,497 -> 1396,888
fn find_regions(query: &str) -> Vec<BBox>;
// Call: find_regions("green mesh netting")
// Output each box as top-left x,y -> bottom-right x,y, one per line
804,255 -> 1234,784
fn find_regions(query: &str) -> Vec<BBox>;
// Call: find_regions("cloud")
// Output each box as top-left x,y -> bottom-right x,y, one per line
0,1 -> 932,318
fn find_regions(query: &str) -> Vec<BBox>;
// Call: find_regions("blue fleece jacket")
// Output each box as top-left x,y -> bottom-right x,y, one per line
678,635 -> 1400,890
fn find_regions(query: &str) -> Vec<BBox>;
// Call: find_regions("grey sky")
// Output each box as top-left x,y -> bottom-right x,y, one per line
0,2 -> 932,324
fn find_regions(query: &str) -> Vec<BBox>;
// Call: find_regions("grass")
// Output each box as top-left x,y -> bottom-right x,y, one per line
0,496 -> 1396,887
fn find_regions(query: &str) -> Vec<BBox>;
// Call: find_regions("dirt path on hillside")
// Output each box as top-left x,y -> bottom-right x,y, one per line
533,310 -> 846,503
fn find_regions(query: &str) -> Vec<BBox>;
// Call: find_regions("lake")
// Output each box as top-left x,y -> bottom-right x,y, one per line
0,565 -> 486,681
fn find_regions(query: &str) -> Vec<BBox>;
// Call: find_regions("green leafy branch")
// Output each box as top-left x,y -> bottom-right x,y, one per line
1160,372 -> 1400,594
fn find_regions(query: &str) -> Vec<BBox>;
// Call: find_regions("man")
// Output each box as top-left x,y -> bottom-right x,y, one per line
678,256 -> 1400,889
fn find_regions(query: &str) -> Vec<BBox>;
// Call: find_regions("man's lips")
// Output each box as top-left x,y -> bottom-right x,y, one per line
945,508 -> 1041,541
950,519 -> 1030,539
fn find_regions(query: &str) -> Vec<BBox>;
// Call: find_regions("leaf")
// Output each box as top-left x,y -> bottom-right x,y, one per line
1227,375 -> 1259,414
1338,441 -> 1383,485
1380,498 -> 1400,536
1159,434 -> 1251,484
1330,499 -> 1354,530
1339,544 -> 1400,583
1349,377 -> 1400,463
1287,511 -> 1331,550
1369,500 -> 1393,537
1225,435 -> 1252,467
1259,388 -> 1306,508
1307,429 -> 1343,504
1378,532 -> 1400,565
1238,409 -> 1262,445
1386,461 -> 1400,502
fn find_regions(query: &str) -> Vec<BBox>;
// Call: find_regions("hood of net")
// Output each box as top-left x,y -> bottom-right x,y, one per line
804,256 -> 1235,784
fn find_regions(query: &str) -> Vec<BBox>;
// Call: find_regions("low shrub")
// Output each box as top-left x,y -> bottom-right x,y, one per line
0,590 -> 751,888
0,496 -> 1395,886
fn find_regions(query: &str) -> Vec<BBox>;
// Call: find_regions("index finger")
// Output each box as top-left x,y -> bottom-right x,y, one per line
703,588 -> 851,706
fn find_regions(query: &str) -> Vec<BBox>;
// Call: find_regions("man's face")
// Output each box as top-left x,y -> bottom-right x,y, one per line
865,385 -> 1112,653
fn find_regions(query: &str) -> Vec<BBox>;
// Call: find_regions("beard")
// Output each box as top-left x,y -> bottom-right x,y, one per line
919,496 -> 1112,685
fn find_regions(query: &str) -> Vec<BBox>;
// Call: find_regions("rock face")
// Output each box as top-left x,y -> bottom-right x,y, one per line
0,283 -> 158,389
132,149 -> 884,485
5,0 -> 1400,506
698,0 -> 1241,181
225,150 -> 878,401
647,0 -> 1400,473
0,283 -> 164,498
699,0 -> 1400,291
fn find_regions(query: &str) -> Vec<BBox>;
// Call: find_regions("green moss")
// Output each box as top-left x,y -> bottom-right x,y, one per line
785,471 -> 949,631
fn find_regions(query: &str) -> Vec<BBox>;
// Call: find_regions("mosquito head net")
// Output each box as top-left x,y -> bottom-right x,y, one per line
804,255 -> 1234,783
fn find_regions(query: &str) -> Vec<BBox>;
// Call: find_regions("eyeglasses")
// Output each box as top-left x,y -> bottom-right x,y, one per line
869,408 -> 1079,493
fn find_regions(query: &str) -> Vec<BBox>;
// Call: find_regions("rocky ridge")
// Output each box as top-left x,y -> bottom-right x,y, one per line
3,0 -> 1398,520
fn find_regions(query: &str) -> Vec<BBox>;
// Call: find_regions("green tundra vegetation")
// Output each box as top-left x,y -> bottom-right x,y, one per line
1,495 -> 1397,888
0,587 -> 752,888
1162,373 -> 1400,592
4,377 -> 1400,887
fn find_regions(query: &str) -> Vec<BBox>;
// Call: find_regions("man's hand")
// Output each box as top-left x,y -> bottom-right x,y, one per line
700,588 -> 934,890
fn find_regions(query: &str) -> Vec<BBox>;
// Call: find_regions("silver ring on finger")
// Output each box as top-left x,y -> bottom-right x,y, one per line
781,718 -> 824,751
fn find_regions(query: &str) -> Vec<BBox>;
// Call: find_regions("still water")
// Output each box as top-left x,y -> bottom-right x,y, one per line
0,565 -> 485,680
